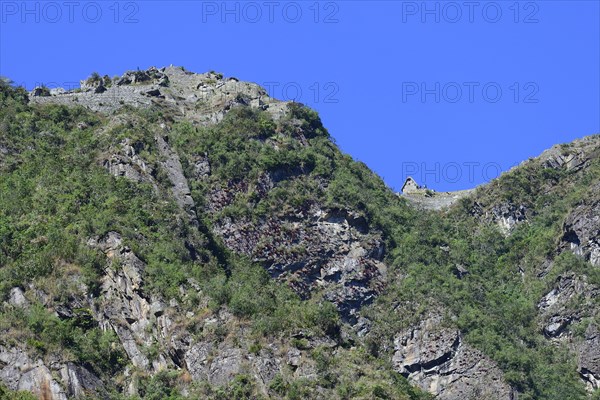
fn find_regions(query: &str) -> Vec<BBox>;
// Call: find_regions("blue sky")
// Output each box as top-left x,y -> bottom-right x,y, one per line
1,1 -> 599,191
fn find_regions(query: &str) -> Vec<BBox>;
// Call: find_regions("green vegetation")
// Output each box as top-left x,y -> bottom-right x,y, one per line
169,104 -> 414,245
166,102 -> 599,398
366,149 -> 600,400
1,78 -> 599,399
1,303 -> 126,377
0,384 -> 37,400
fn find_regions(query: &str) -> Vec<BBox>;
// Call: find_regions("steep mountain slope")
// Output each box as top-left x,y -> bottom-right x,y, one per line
0,68 -> 598,400
375,135 -> 600,399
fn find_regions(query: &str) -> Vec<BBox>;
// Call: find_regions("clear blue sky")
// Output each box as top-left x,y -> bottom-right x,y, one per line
1,1 -> 599,191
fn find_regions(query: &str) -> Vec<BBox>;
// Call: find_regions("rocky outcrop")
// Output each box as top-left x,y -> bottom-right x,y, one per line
560,183 -> 600,266
491,203 -> 528,234
538,274 -> 583,333
185,340 -> 247,386
0,346 -> 67,400
88,232 -> 176,373
103,137 -> 155,184
85,231 -> 334,395
577,325 -> 600,391
452,136 -> 600,235
193,154 -> 211,180
392,313 -> 514,400
537,273 -> 600,390
213,205 -> 387,324
538,151 -> 600,390
11,67 -> 600,399
28,67 -> 387,325
8,287 -> 29,308
29,66 -> 289,125
0,345 -> 106,400
1,225 -> 341,398
538,136 -> 600,172
155,126 -> 199,226
466,200 -> 529,235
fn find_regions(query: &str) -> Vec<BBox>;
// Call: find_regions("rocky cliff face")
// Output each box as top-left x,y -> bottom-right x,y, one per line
1,68 -> 599,399
561,182 -> 600,268
537,270 -> 600,392
392,313 -> 515,400
212,204 -> 387,325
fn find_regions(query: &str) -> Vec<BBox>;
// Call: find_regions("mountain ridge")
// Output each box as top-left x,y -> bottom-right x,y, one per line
0,67 -> 599,400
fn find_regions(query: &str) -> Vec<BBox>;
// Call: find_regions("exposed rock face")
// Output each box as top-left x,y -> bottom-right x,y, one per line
561,183 -> 600,266
465,200 -> 529,235
424,137 -> 600,233
30,66 -> 289,125
178,309 -> 326,394
538,136 -> 600,172
92,233 -> 249,391
155,127 -> 199,226
538,275 -> 584,325
488,137 -> 600,235
86,231 -> 331,395
88,231 -> 197,377
193,154 -> 211,180
0,346 -> 67,400
537,155 -> 600,391
537,273 -> 600,390
0,231 -> 326,398
491,203 -> 528,234
185,340 -> 246,386
89,232 -> 153,370
8,287 -> 28,308
103,137 -> 155,184
7,67 -> 600,399
0,345 -> 107,399
14,68 -> 387,395
30,86 -> 51,97
577,325 -> 600,391
392,313 -> 514,400
59,363 -> 107,399
213,205 -> 387,324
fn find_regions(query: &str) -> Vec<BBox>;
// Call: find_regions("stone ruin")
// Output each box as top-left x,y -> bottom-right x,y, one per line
401,176 -> 425,194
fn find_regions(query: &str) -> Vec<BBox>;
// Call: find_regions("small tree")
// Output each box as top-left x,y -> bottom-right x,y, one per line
0,76 -> 14,87
33,85 -> 51,96
86,72 -> 102,85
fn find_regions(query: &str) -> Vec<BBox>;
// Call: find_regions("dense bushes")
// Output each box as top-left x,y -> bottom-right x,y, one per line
170,105 -> 413,245
0,384 -> 37,400
201,256 -> 340,337
0,303 -> 126,377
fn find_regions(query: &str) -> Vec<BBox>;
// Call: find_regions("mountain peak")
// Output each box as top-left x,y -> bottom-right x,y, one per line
29,66 -> 290,124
